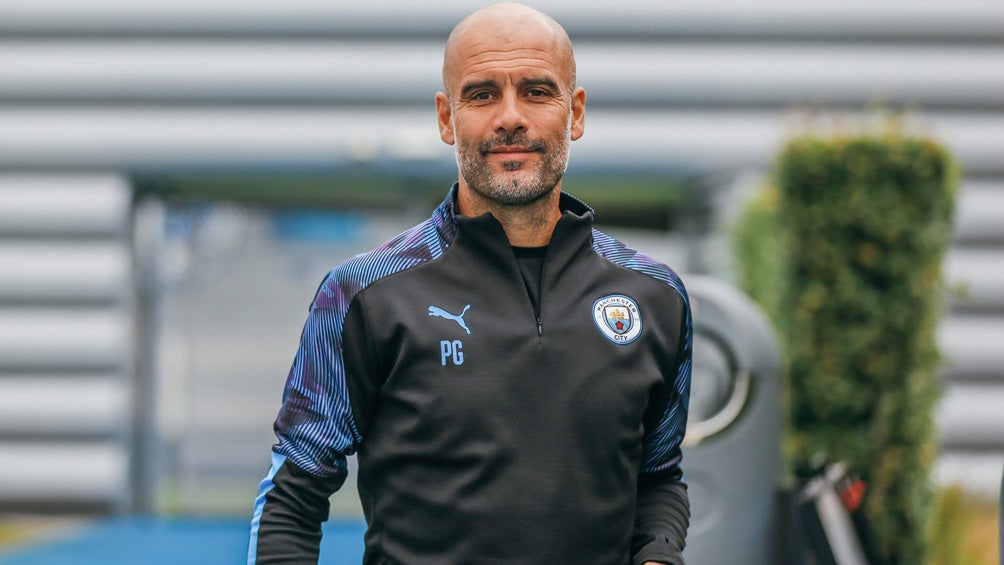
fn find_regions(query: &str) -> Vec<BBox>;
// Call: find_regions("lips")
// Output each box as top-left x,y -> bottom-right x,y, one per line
485,146 -> 538,160
478,135 -> 546,156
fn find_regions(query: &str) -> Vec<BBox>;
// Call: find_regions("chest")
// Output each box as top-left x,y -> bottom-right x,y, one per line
362,259 -> 667,446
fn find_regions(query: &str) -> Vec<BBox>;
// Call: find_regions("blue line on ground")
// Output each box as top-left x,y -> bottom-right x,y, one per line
0,517 -> 367,565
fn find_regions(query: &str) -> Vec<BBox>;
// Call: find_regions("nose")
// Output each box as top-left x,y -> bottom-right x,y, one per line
494,93 -> 527,136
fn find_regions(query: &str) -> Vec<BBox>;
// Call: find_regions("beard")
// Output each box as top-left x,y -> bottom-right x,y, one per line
454,122 -> 571,207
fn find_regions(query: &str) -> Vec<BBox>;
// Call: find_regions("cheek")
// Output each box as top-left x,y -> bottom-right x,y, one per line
531,106 -> 572,129
454,126 -> 480,151
452,117 -> 486,145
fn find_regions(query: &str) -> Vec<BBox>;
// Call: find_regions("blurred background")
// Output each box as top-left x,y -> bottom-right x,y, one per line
0,0 -> 1001,562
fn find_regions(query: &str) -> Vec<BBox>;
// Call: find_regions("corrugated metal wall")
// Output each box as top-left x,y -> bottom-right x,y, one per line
0,176 -> 133,511
1,0 -> 1002,508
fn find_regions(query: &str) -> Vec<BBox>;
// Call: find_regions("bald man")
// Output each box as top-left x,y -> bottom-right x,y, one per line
248,4 -> 691,564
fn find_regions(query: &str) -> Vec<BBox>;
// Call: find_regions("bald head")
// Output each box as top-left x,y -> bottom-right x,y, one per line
442,3 -> 576,98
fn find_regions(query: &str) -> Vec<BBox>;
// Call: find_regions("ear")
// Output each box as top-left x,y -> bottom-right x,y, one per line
570,87 -> 586,141
436,92 -> 455,145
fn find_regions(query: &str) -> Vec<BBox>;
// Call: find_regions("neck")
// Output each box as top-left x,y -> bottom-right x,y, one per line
456,183 -> 562,247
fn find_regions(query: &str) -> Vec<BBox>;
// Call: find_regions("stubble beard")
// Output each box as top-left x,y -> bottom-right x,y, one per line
454,119 -> 571,208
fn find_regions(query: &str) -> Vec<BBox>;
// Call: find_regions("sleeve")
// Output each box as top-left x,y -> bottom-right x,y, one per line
631,285 -> 693,565
248,275 -> 370,564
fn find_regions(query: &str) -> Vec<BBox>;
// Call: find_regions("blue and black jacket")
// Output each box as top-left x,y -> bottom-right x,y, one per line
249,186 -> 692,564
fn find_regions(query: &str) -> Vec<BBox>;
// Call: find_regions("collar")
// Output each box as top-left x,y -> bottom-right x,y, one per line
432,183 -> 595,247
431,184 -> 597,279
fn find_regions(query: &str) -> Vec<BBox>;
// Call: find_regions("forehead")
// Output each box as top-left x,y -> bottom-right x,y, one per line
447,23 -> 568,87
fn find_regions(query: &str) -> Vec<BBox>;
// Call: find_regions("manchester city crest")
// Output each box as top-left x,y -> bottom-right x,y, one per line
592,294 -> 642,344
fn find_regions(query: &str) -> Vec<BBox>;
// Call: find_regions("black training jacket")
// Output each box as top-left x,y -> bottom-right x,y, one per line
249,186 -> 692,564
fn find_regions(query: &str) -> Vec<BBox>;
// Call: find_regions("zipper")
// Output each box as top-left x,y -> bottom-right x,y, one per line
509,246 -> 546,338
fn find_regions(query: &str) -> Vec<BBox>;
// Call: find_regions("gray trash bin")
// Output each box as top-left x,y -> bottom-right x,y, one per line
681,276 -> 782,564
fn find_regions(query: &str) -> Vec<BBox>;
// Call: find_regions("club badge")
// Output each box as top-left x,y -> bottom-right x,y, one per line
592,294 -> 642,344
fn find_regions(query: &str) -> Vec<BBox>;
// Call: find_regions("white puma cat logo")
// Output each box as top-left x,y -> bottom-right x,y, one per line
428,304 -> 472,335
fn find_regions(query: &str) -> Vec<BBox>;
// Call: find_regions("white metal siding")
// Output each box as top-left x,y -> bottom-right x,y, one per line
0,175 -> 133,510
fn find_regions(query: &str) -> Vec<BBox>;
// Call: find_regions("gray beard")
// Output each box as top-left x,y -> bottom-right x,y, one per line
455,130 -> 570,207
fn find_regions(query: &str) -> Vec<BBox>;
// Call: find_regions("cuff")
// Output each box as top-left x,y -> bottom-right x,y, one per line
633,537 -> 685,565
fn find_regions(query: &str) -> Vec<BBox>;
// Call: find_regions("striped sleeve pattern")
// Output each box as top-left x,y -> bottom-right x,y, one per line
591,229 -> 693,476
273,211 -> 450,478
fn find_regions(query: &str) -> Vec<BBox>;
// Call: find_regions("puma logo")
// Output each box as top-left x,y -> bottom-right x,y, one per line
428,304 -> 472,335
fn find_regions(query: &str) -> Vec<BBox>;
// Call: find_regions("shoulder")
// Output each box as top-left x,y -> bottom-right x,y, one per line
591,228 -> 689,305
312,217 -> 447,311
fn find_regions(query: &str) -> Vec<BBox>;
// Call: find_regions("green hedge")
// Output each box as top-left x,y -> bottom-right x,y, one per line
735,127 -> 957,563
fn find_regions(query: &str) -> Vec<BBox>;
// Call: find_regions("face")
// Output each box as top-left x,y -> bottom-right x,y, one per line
437,23 -> 585,207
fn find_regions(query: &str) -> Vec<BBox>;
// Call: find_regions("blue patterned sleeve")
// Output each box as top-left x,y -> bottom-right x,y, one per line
631,277 -> 692,565
248,272 -> 366,564
639,276 -> 692,479
272,272 -> 364,480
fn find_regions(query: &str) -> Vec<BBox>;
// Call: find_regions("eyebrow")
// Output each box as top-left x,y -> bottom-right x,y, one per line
519,77 -> 560,92
460,79 -> 500,99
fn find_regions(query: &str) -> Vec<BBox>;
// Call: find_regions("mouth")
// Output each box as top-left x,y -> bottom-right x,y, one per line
486,146 -> 536,156
479,135 -> 546,157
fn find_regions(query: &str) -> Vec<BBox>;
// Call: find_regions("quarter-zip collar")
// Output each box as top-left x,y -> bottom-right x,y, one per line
432,183 -> 596,266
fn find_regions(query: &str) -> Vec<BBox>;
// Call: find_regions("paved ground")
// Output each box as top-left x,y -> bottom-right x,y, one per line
0,516 -> 366,564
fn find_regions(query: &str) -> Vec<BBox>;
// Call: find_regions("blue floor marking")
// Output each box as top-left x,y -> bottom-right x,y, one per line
0,517 -> 366,565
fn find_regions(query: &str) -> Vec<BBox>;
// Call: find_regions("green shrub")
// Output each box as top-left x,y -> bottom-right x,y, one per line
735,124 -> 957,563
733,183 -> 785,325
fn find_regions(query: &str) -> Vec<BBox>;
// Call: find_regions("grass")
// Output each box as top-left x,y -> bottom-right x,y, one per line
0,520 -> 33,546
927,485 -> 999,565
0,515 -> 90,554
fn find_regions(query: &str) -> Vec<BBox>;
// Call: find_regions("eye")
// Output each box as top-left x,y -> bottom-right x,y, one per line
528,88 -> 547,97
473,91 -> 493,101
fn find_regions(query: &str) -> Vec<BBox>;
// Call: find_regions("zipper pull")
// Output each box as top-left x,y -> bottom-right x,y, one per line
537,318 -> 543,336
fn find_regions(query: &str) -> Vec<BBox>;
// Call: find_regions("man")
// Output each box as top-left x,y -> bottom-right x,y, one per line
248,4 -> 691,564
